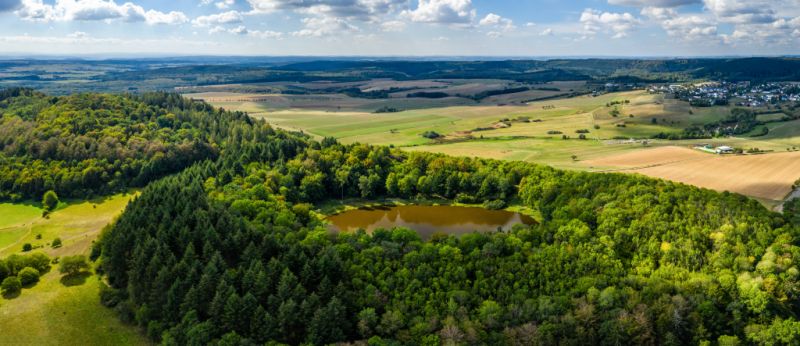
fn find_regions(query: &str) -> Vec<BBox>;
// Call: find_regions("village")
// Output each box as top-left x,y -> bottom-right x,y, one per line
648,81 -> 800,107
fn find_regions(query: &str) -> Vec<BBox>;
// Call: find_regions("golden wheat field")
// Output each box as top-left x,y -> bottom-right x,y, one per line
588,146 -> 800,202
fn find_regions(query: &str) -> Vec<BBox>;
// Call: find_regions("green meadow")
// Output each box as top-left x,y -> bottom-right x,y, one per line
0,193 -> 147,345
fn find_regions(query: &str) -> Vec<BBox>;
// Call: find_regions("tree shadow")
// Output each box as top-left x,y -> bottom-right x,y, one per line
2,290 -> 21,300
21,281 -> 40,289
60,272 -> 91,287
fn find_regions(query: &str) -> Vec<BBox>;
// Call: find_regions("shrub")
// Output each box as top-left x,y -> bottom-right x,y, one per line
42,190 -> 59,212
26,253 -> 51,273
22,243 -> 32,252
59,255 -> 90,276
1,276 -> 21,295
421,131 -> 442,139
51,238 -> 62,249
483,200 -> 507,210
18,267 -> 40,286
454,193 -> 477,204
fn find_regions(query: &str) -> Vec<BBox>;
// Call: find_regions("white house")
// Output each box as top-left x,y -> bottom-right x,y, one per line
715,146 -> 734,154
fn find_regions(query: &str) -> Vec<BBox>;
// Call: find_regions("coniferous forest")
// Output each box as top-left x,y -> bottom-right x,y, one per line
3,90 -> 800,345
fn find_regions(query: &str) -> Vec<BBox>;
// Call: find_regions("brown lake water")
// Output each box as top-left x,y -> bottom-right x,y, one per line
326,205 -> 536,239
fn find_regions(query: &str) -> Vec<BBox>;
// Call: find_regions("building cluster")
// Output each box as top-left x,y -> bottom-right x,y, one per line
648,81 -> 800,107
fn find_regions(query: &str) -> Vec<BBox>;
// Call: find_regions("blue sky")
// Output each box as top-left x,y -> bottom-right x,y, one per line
0,0 -> 798,56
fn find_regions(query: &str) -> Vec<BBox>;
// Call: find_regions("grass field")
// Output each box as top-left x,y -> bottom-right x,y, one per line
0,193 -> 147,345
0,270 -> 149,345
230,91 -> 696,146
0,193 -> 137,258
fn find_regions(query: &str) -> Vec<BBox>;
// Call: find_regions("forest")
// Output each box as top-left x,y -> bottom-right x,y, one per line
0,88 -> 257,200
3,89 -> 799,344
74,93 -> 800,345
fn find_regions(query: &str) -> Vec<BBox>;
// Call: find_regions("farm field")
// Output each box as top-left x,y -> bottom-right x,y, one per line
201,91 -> 700,146
588,147 -> 800,203
0,193 -> 146,345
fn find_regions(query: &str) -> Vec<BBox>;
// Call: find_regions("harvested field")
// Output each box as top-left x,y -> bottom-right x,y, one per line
585,146 -> 708,169
590,147 -> 800,201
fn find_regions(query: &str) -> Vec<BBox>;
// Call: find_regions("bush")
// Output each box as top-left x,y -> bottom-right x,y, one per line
1,276 -> 21,295
51,238 -> 62,249
18,267 -> 40,286
454,193 -> 477,204
421,131 -> 442,139
42,190 -> 59,212
59,255 -> 90,276
22,243 -> 32,252
483,200 -> 507,210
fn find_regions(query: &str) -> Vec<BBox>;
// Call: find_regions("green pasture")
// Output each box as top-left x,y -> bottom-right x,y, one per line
0,192 -> 145,345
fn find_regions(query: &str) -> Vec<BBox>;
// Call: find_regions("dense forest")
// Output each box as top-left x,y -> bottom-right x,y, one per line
71,92 -> 800,345
0,88 -> 265,200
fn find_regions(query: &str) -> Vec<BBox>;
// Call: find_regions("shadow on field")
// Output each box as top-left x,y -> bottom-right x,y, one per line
2,290 -> 21,300
60,272 -> 91,287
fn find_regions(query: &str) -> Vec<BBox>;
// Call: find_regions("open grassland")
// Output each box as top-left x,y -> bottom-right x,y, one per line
187,92 -> 476,112
0,193 -> 147,345
406,137 -> 655,169
220,91 -> 695,146
0,193 -> 137,258
0,269 -> 149,346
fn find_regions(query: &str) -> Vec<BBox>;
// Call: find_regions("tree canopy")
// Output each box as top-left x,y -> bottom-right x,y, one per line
94,102 -> 800,345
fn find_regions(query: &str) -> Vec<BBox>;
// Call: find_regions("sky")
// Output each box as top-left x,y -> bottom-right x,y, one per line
0,0 -> 799,57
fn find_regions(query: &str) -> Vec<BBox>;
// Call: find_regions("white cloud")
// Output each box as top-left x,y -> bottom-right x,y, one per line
192,10 -> 242,26
402,0 -> 475,25
662,14 -> 719,40
15,0 -> 187,25
720,16 -> 800,45
609,0 -> 699,7
479,13 -> 514,31
247,0 -> 404,20
209,24 -> 283,38
249,29 -> 283,39
580,9 -> 641,39
540,28 -> 553,36
215,0 -> 234,9
293,16 -> 358,37
640,7 -> 677,20
703,0 -> 777,24
143,10 -> 189,25
486,31 -> 501,38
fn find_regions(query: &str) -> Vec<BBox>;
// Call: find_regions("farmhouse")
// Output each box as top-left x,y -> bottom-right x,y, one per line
715,146 -> 734,154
